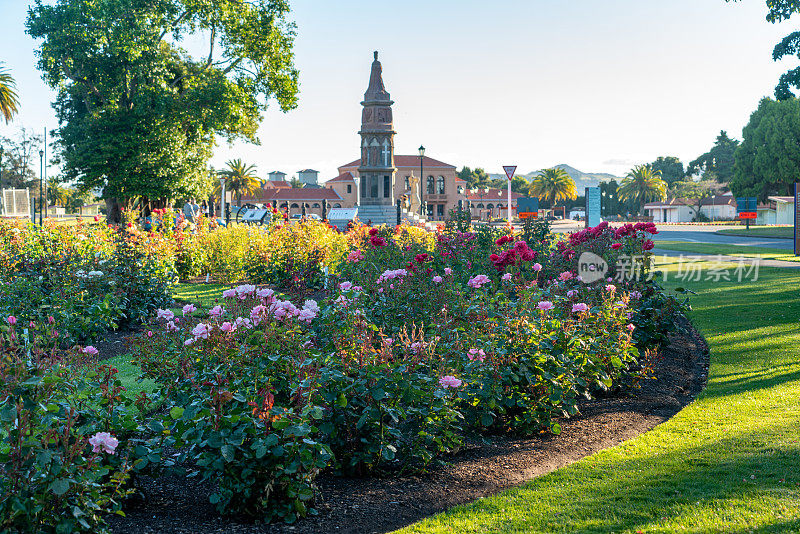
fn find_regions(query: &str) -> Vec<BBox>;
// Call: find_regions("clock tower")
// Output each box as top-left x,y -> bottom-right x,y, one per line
357,51 -> 396,206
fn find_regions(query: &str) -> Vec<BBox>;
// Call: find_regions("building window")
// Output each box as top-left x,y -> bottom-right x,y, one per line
427,204 -> 434,217
405,176 -> 410,190
291,203 -> 299,209
312,203 -> 320,208
334,203 -> 342,208
437,176 -> 445,195
383,175 -> 391,198
437,204 -> 444,218
371,175 -> 378,197
347,184 -> 352,194
427,176 -> 435,194
360,176 -> 366,198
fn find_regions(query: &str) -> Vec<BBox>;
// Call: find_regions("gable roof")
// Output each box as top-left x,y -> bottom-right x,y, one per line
325,172 -> 356,183
240,188 -> 342,202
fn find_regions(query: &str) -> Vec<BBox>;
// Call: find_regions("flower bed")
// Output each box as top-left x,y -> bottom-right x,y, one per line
0,219 -> 689,532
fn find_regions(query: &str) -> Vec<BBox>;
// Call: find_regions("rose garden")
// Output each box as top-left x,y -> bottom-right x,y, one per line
0,214 -> 700,533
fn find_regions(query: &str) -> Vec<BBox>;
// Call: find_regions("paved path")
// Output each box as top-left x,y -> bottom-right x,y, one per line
653,248 -> 800,269
651,226 -> 794,250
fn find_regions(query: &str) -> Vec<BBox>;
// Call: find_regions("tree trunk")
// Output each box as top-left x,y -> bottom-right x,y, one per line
105,197 -> 122,223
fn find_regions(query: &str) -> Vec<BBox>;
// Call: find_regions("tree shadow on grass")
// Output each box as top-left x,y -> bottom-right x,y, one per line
443,427 -> 800,534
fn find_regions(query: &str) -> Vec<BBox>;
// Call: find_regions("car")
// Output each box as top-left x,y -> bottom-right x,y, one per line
307,213 -> 322,221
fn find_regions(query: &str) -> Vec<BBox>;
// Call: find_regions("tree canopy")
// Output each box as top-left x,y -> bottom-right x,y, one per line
217,159 -> 259,206
0,63 -> 20,124
26,0 -> 299,220
687,130 -> 739,183
618,165 -> 667,215
732,97 -> 800,200
649,156 -> 685,185
528,168 -> 577,206
729,0 -> 800,98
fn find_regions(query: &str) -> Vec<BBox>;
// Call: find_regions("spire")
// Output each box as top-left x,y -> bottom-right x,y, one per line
364,50 -> 391,103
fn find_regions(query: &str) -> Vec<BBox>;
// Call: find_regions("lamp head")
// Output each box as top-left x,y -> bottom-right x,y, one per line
418,145 -> 425,157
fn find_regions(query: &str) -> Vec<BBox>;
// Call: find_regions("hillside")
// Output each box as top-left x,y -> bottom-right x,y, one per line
489,164 -> 621,190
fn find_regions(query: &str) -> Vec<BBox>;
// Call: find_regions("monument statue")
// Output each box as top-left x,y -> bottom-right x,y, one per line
408,173 -> 421,213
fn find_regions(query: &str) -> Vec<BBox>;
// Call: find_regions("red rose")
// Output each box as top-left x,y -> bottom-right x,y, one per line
369,228 -> 379,236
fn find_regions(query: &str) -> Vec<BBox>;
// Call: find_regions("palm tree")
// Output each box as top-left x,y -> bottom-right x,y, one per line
0,63 -> 20,124
618,164 -> 667,215
528,168 -> 577,209
217,159 -> 260,206
46,178 -> 70,207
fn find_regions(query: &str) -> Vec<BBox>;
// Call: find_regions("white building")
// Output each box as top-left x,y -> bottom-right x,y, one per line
769,196 -> 795,225
644,195 -> 737,223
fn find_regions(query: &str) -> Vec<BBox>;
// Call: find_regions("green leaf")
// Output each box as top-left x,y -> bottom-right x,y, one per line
220,445 -> 235,462
50,479 -> 70,496
169,407 -> 185,420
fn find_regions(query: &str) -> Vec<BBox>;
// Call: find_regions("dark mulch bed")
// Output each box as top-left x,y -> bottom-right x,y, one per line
105,317 -> 709,534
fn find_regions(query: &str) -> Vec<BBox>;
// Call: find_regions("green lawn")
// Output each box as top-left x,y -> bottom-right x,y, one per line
654,240 -> 800,263
171,282 -> 228,308
717,227 -> 794,239
400,257 -> 800,533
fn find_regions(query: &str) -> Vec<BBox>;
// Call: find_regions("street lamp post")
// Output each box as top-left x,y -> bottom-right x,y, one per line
0,145 -> 4,216
418,145 -> 425,216
219,175 -> 227,225
38,149 -> 44,225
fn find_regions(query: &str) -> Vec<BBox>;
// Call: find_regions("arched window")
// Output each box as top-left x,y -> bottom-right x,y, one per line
334,203 -> 342,208
312,203 -> 320,208
291,203 -> 299,209
487,203 -> 494,210
404,176 -> 410,190
436,176 -> 445,195
427,176 -> 435,194
476,203 -> 484,209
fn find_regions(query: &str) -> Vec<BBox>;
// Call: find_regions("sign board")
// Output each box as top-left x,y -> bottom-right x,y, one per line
502,166 -> 517,181
736,197 -> 757,213
517,197 -> 539,219
585,187 -> 601,228
241,209 -> 270,224
795,183 -> 799,256
738,212 -> 757,219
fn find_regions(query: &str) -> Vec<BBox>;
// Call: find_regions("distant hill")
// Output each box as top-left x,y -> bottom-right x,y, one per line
489,164 -> 622,191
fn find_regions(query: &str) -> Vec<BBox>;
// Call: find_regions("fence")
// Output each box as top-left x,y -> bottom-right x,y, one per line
0,189 -> 31,218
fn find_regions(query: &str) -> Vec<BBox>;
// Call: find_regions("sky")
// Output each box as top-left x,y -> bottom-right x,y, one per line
0,0 -> 794,182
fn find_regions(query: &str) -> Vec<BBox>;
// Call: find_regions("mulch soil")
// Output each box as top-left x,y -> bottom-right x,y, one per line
105,315 -> 709,534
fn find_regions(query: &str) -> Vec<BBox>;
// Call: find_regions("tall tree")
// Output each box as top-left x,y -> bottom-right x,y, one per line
729,0 -> 800,98
687,131 -> 739,183
0,63 -> 20,123
46,178 -> 70,207
732,97 -> 800,199
218,159 -> 259,206
0,127 -> 43,189
528,168 -> 577,207
618,164 -> 667,215
27,0 -> 299,221
649,156 -> 685,185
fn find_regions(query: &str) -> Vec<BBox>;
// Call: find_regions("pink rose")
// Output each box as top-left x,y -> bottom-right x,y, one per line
156,309 -> 175,321
438,375 -> 463,388
468,348 -> 486,362
572,303 -> 589,313
82,345 -> 99,356
444,267 -> 452,276
502,273 -> 512,281
537,301 -> 554,311
182,304 -> 196,316
432,275 -> 443,284
209,305 -> 225,318
6,315 -> 16,325
88,432 -> 119,454
532,263 -> 542,272
220,321 -> 235,333
191,323 -> 210,339
558,271 -> 573,281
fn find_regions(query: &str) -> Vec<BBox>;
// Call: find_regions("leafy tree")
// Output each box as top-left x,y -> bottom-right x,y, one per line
727,0 -> 800,98
0,63 -> 19,124
46,178 -> 70,207
649,156 -> 685,185
528,168 -> 577,207
732,97 -> 800,199
456,167 -> 492,188
687,131 -> 739,183
0,127 -> 43,189
26,0 -> 299,221
218,159 -> 259,206
289,176 -> 304,189
618,164 -> 667,215
669,179 -> 727,221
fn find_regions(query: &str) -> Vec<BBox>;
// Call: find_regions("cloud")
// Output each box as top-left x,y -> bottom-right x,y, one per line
602,158 -> 638,166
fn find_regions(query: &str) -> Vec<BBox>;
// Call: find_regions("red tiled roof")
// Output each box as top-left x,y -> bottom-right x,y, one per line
466,188 -> 523,201
325,172 -> 355,183
240,188 -> 342,202
264,180 -> 291,189
340,155 -> 456,169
